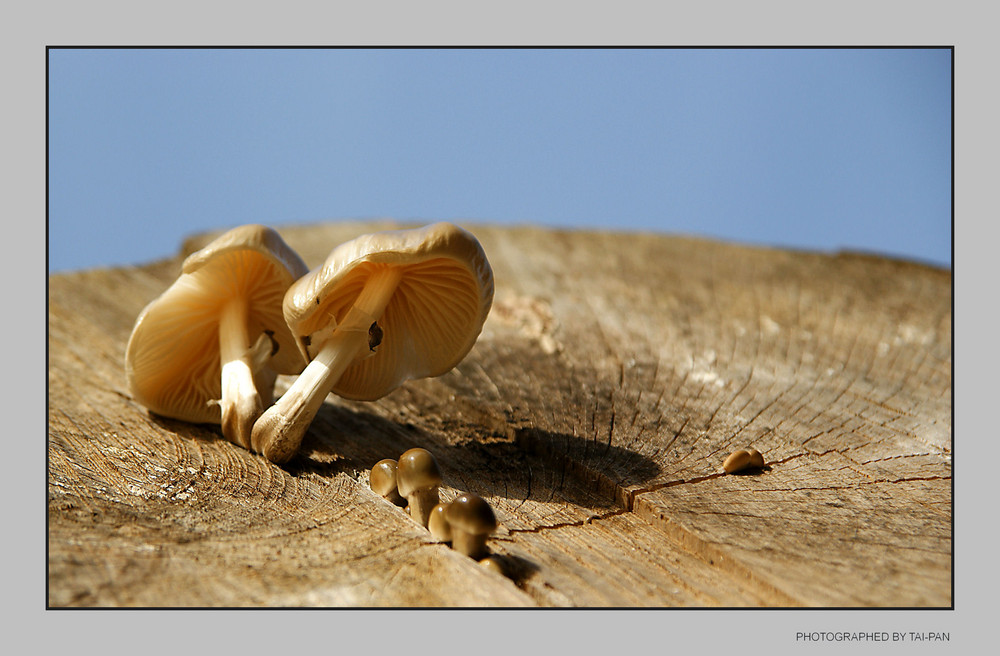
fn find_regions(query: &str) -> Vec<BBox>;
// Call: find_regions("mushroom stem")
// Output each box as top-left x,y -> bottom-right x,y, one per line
218,297 -> 265,449
451,531 -> 490,561
407,488 -> 441,528
251,266 -> 403,463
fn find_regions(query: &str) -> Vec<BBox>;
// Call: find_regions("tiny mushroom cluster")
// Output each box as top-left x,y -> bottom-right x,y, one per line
369,447 -> 500,564
125,222 -> 495,465
722,448 -> 766,474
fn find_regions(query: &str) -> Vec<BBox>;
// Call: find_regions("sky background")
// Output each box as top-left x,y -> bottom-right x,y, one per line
47,47 -> 952,272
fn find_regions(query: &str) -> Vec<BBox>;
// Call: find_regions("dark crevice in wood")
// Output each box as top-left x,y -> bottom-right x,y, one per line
502,508 -> 630,536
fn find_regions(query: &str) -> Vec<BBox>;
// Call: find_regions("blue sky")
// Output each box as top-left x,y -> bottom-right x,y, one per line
47,47 -> 952,272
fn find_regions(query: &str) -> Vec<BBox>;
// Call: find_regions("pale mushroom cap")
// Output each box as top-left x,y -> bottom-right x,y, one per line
283,222 -> 495,401
125,224 -> 309,423
396,448 -> 443,498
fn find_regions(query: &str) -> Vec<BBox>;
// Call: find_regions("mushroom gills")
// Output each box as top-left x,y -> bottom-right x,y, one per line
249,223 -> 494,464
251,266 -> 403,463
124,224 -> 309,456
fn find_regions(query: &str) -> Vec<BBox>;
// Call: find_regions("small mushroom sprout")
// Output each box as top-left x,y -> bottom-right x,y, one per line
370,459 -> 406,507
396,448 -> 443,527
428,502 -> 453,542
445,493 -> 497,560
125,225 -> 308,452
478,556 -> 506,576
250,222 -> 494,463
723,448 -> 766,474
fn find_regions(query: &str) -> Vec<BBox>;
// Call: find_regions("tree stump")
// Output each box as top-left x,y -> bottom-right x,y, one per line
47,221 -> 951,607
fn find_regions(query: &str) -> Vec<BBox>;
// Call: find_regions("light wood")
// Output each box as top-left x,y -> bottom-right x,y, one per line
48,221 -> 952,607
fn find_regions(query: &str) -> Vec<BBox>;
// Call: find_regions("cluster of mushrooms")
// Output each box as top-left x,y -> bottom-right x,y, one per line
370,448 -> 500,564
125,222 -> 495,464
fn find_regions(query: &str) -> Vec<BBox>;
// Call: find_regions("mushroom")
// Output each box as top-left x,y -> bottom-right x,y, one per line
125,225 -> 308,451
723,449 -> 752,474
396,447 -> 443,527
427,502 -> 453,542
445,493 -> 497,560
250,222 -> 494,463
479,555 -> 506,576
369,458 -> 406,507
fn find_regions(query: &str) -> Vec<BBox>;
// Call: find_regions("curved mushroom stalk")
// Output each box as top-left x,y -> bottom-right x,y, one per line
124,225 -> 309,454
250,222 -> 494,464
216,299 -> 278,449
251,267 -> 402,463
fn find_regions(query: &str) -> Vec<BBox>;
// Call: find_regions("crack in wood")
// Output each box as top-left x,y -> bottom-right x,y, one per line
503,508 -> 630,536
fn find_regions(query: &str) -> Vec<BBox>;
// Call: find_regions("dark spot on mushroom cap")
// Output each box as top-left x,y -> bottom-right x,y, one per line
368,321 -> 383,351
445,493 -> 497,535
263,329 -> 279,356
396,448 -> 443,498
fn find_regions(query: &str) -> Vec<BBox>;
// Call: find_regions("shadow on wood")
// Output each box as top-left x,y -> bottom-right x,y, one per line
48,221 -> 952,607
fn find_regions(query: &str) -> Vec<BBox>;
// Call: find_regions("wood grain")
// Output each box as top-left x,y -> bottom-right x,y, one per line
48,221 -> 952,607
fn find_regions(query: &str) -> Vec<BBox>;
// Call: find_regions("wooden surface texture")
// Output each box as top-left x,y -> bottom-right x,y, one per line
47,221 -> 952,607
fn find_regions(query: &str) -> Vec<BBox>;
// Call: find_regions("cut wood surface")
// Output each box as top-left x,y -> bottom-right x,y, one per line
47,221 -> 952,607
